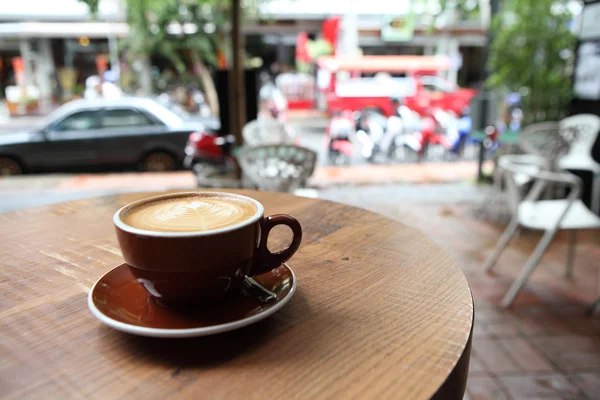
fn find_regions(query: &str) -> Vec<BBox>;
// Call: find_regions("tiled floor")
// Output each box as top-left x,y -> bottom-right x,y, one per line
333,198 -> 600,400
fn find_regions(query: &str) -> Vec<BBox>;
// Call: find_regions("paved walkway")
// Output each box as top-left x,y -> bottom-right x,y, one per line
0,161 -> 483,213
0,161 -> 479,190
313,161 -> 479,186
349,198 -> 600,400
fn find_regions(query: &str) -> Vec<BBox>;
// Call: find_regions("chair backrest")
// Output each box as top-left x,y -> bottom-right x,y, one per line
558,114 -> 600,170
500,153 -> 582,208
238,145 -> 317,192
518,121 -> 569,165
242,119 -> 296,147
497,154 -> 550,215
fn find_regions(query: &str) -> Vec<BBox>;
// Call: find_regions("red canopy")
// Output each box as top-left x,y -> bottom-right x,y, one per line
318,55 -> 451,73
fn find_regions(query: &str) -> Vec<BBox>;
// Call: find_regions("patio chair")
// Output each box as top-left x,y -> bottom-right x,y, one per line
242,119 -> 297,147
482,154 -> 600,307
476,154 -> 550,221
557,114 -> 600,214
518,121 -> 569,165
238,144 -> 317,192
476,122 -> 565,221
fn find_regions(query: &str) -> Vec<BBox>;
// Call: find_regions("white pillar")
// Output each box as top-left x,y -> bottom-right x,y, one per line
447,39 -> 461,85
37,39 -> 56,108
338,0 -> 360,57
108,36 -> 120,81
436,35 -> 449,79
435,1 -> 460,83
19,38 -> 33,87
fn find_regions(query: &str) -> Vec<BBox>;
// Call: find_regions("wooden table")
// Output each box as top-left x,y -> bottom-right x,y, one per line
0,190 -> 473,399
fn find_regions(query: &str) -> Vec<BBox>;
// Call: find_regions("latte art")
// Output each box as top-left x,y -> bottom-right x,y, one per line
122,195 -> 258,232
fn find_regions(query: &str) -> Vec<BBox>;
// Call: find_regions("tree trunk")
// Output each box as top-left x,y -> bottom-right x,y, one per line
194,59 -> 220,118
139,54 -> 153,95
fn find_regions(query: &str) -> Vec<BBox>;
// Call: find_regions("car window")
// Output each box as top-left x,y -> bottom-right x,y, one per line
423,83 -> 441,93
102,108 -> 155,128
50,110 -> 100,132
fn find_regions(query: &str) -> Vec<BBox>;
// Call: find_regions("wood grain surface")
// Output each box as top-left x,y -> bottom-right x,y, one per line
0,190 -> 473,400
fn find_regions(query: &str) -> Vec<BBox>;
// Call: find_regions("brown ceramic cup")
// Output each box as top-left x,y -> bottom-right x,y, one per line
113,192 -> 302,307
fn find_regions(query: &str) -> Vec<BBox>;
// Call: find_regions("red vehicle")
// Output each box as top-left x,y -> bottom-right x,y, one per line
317,55 -> 476,117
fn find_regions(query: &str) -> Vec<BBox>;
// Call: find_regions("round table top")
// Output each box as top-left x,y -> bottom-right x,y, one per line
0,190 -> 473,399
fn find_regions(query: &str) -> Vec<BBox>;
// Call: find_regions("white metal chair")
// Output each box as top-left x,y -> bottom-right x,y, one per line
482,154 -> 600,307
558,114 -> 600,214
238,144 -> 317,192
518,121 -> 569,165
476,154 -> 550,221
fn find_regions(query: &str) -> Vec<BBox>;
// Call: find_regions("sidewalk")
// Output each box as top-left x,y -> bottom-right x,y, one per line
312,161 -> 479,186
287,109 -> 329,133
0,162 -> 481,213
0,161 -> 479,192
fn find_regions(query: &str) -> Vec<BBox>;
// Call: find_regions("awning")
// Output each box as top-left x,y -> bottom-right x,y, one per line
318,55 -> 451,73
0,22 -> 129,38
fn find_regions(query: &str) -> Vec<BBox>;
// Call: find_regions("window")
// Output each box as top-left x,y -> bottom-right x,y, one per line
420,76 -> 456,93
102,108 -> 155,128
51,110 -> 99,132
423,83 -> 441,93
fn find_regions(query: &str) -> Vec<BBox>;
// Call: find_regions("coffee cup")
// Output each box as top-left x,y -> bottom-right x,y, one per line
113,192 -> 302,307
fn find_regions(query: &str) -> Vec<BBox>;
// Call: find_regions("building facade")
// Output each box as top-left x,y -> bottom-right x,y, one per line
0,0 -> 127,105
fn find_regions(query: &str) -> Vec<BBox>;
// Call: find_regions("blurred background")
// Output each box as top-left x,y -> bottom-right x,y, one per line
4,1 -> 600,399
1,0 -> 593,213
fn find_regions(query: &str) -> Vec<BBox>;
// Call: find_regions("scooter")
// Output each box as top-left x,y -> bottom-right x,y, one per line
184,130 -> 237,177
385,105 -> 423,163
419,109 -> 454,161
326,111 -> 354,165
354,111 -> 386,162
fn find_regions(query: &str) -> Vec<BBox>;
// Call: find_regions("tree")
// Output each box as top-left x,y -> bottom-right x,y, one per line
137,0 -> 227,116
414,0 -> 481,28
487,0 -> 576,124
80,0 -> 259,116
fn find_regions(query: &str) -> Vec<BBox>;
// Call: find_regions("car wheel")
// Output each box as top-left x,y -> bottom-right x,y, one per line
142,151 -> 177,172
0,157 -> 23,176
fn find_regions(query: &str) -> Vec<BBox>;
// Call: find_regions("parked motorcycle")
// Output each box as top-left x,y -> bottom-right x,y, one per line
326,111 -> 354,165
354,110 -> 387,162
387,108 -> 449,162
184,130 -> 237,177
446,108 -> 473,160
385,104 -> 423,163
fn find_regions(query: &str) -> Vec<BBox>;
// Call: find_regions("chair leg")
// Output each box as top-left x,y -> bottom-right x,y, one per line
586,299 -> 600,316
501,229 -> 557,308
590,269 -> 600,316
483,217 -> 520,273
565,230 -> 576,278
592,177 -> 600,215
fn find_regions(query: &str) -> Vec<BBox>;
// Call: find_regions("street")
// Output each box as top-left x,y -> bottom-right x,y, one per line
0,112 -> 489,213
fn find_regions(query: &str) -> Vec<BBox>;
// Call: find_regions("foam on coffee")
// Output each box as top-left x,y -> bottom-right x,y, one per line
122,194 -> 258,232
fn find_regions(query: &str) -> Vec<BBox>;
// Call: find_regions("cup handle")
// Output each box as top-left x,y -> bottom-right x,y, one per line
250,214 -> 302,276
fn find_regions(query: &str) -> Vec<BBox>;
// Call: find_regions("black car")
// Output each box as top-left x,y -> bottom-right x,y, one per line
0,97 -> 207,175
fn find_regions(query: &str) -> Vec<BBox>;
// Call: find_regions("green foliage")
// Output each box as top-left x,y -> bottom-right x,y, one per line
79,0 -> 242,68
487,0 -> 576,124
416,0 -> 480,27
83,0 -> 101,14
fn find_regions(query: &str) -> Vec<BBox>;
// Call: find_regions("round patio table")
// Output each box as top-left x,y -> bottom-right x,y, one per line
0,190 -> 473,399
